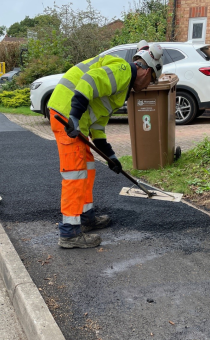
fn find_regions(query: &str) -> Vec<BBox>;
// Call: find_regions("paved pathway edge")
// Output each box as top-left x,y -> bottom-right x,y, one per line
0,223 -> 65,340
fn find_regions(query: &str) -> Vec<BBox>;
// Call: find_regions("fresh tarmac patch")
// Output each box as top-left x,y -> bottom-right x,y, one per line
1,113 -> 210,339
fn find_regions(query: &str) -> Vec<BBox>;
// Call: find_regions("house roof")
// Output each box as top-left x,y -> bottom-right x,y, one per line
1,35 -> 27,43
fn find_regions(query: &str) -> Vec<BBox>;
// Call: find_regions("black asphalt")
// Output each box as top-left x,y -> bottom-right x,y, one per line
1,113 -> 210,340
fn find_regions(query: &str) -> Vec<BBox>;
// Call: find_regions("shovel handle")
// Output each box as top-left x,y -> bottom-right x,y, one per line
54,114 -> 115,164
54,114 -> 153,197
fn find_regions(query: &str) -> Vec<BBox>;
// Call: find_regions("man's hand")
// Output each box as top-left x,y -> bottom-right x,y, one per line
108,155 -> 122,174
65,116 -> 79,138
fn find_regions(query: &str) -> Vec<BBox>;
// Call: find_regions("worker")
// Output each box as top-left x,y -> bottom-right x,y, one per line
48,43 -> 163,249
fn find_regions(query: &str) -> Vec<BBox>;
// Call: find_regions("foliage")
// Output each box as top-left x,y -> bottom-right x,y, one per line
6,14 -> 60,38
0,25 -> 6,37
0,42 -> 24,72
7,16 -> 37,37
0,88 -> 30,107
11,1 -> 114,84
16,55 -> 73,86
120,138 -> 210,198
41,0 -> 114,63
111,0 -> 168,45
0,78 -> 23,91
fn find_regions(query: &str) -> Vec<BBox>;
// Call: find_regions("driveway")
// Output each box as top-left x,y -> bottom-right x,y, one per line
0,113 -> 210,340
4,111 -> 210,159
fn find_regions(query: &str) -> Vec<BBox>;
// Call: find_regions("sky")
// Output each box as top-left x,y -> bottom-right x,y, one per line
1,0 -> 135,29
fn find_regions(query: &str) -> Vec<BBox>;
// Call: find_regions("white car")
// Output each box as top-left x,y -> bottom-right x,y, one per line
30,42 -> 210,125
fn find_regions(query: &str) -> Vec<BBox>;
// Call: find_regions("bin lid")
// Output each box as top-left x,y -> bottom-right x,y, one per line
141,73 -> 179,91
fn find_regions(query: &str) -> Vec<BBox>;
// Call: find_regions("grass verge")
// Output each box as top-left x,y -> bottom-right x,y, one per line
119,137 -> 210,199
0,105 -> 40,116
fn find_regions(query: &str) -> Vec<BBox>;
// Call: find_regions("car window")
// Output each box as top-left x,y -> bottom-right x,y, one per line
129,48 -> 137,63
165,49 -> 185,62
104,49 -> 128,60
128,48 -> 174,66
161,49 -> 173,65
197,46 -> 210,61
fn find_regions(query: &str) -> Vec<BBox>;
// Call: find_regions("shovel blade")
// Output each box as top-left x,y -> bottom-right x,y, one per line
119,187 -> 183,202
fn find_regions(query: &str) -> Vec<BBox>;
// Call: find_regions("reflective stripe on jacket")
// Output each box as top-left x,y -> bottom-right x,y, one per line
48,55 -> 131,139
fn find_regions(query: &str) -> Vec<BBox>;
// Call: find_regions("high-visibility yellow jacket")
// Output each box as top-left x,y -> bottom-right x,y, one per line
48,54 -> 136,141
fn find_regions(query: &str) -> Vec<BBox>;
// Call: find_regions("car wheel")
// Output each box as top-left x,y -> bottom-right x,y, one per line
175,91 -> 197,125
44,100 -> 50,120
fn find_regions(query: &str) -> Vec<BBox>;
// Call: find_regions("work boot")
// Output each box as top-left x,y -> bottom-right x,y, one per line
58,232 -> 102,249
81,215 -> 111,233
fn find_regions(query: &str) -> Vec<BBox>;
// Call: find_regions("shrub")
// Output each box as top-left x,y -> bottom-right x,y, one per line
0,42 -> 25,72
16,55 -> 73,86
0,88 -> 30,107
0,78 -> 24,92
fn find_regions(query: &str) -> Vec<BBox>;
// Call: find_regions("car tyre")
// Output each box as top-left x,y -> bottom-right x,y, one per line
44,100 -> 50,120
176,91 -> 197,125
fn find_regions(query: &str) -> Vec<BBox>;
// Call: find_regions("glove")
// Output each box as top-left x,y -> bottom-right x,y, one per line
108,155 -> 122,174
65,116 -> 79,138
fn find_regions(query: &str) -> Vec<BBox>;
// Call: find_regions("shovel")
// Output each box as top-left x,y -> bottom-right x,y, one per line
54,114 -> 183,202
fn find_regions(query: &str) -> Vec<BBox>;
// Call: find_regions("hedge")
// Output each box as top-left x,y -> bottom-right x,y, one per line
0,88 -> 30,107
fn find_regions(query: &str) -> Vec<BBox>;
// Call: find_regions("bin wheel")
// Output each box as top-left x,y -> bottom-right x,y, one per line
175,146 -> 181,161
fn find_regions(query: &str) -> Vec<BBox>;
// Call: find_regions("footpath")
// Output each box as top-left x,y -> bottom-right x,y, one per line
0,111 -> 209,340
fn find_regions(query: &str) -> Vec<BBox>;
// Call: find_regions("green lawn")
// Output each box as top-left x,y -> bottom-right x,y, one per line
0,105 -> 40,116
119,138 -> 210,199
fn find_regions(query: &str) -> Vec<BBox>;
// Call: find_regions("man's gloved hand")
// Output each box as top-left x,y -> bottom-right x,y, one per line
65,116 -> 79,138
108,155 -> 122,174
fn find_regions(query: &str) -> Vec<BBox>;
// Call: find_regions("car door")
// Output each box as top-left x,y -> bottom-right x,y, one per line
161,49 -> 176,74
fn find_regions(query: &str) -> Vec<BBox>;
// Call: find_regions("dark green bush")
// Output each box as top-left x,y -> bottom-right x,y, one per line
0,78 -> 24,92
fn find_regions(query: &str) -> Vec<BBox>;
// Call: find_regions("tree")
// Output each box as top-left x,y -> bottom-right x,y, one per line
43,0 -> 113,63
8,0 -> 116,85
6,14 -> 60,38
7,16 -> 38,37
0,26 -> 6,37
111,0 -> 168,46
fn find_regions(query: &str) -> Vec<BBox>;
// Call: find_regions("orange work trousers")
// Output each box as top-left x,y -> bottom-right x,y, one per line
50,109 -> 96,225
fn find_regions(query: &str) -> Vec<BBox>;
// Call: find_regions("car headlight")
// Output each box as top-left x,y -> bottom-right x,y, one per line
30,82 -> 42,90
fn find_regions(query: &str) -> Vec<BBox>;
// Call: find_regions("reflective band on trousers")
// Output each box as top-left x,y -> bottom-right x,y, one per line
61,170 -> 87,180
83,203 -> 94,213
63,215 -> 81,225
87,161 -> 95,170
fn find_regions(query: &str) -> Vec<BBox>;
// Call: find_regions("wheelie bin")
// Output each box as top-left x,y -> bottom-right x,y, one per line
127,73 -> 180,170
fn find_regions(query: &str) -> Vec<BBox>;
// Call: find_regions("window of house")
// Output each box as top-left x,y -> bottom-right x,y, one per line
188,18 -> 207,43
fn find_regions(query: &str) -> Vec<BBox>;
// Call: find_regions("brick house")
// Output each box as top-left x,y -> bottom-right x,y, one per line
168,0 -> 210,43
